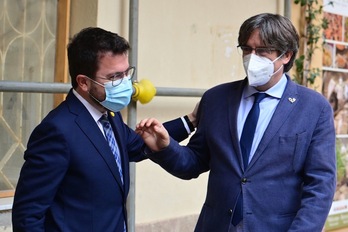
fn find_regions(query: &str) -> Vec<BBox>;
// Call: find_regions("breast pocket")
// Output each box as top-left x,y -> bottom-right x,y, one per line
279,131 -> 308,173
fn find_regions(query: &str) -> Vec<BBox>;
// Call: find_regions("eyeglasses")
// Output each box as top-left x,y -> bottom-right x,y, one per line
96,66 -> 136,86
237,45 -> 277,57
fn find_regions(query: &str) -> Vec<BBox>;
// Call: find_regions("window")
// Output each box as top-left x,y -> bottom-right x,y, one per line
0,0 -> 58,197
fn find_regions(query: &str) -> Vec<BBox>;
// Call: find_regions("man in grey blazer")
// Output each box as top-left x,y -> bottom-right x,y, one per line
136,13 -> 336,232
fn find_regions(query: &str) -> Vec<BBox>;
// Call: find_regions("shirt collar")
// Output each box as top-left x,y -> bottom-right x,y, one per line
72,89 -> 105,122
243,74 -> 287,99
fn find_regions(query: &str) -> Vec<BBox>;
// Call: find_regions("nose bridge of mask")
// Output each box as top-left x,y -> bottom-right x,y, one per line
250,52 -> 285,65
252,53 -> 273,64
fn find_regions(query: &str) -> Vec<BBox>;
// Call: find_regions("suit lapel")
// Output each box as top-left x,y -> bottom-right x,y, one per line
248,79 -> 299,169
228,79 -> 247,171
66,91 -> 125,192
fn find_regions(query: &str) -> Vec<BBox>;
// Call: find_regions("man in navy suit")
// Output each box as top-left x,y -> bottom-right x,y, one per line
12,27 -> 195,232
136,13 -> 336,232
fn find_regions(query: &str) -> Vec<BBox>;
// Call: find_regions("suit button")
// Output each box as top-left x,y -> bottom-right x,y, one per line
241,178 -> 247,184
229,209 -> 233,214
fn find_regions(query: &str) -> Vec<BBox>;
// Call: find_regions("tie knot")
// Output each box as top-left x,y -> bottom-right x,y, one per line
99,114 -> 109,126
253,92 -> 267,103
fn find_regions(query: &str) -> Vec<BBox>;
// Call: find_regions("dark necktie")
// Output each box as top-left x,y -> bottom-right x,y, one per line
240,92 -> 268,169
99,114 -> 124,184
232,92 -> 267,226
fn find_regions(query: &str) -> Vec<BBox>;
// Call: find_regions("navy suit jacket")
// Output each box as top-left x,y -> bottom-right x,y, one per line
12,90 -> 188,232
148,77 -> 336,232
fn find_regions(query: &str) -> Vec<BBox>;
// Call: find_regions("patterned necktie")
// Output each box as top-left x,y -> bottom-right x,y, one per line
232,92 -> 267,226
99,114 -> 124,185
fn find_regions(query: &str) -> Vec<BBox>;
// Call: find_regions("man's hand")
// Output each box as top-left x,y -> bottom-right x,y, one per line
136,118 -> 170,152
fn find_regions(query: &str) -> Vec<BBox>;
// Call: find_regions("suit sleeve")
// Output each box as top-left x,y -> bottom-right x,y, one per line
12,121 -> 69,232
121,115 -> 193,163
164,117 -> 193,142
146,102 -> 210,180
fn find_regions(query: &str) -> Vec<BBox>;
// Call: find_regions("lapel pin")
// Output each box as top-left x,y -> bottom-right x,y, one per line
288,97 -> 296,103
110,112 -> 115,117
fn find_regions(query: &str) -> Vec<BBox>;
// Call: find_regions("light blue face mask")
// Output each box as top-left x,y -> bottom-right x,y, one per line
88,77 -> 133,112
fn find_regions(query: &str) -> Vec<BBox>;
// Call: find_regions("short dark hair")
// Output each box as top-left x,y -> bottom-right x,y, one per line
238,13 -> 299,72
67,27 -> 130,88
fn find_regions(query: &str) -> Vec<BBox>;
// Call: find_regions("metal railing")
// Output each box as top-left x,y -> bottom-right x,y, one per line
0,80 -> 205,96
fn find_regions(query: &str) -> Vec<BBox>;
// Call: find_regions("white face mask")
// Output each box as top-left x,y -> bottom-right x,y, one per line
243,53 -> 284,87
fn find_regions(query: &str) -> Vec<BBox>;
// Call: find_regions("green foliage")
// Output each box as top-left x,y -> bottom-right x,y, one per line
293,0 -> 332,86
336,139 -> 346,184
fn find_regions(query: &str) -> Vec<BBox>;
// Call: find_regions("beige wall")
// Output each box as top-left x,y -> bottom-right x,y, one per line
70,0 -> 286,227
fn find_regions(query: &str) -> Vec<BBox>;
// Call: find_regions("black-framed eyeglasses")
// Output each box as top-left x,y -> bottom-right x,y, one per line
97,66 -> 136,86
237,45 -> 277,57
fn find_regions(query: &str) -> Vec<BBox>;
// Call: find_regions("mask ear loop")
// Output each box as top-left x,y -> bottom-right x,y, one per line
270,52 -> 286,77
85,76 -> 105,88
84,76 -> 106,105
272,52 -> 286,63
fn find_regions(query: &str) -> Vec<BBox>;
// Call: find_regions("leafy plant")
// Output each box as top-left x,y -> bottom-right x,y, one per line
336,139 -> 346,186
293,0 -> 332,86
